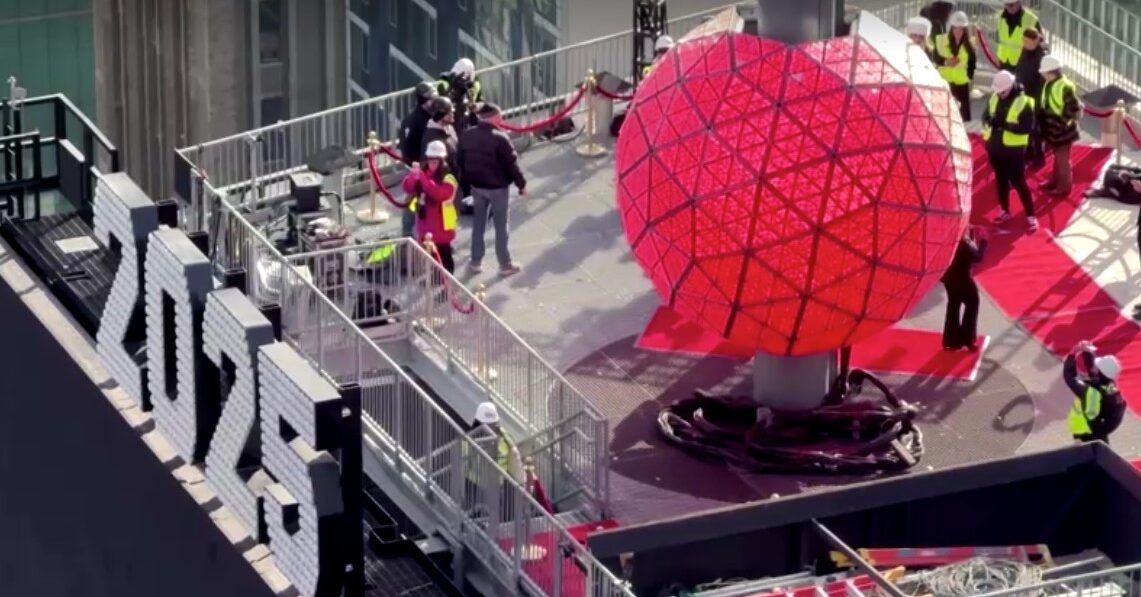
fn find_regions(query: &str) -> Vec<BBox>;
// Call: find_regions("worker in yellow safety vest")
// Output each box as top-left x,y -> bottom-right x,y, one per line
462,402 -> 524,521
1036,55 -> 1081,196
643,35 -> 675,78
982,70 -> 1037,232
437,58 -> 483,130
933,11 -> 977,122
995,0 -> 1040,71
1064,341 -> 1127,445
402,140 -> 459,273
906,17 -> 934,60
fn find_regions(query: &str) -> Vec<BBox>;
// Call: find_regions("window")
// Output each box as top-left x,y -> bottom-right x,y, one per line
351,22 -> 369,84
351,0 -> 369,17
260,96 -> 285,126
458,0 -> 467,11
407,0 -> 438,60
533,0 -> 560,28
258,0 -> 283,64
388,0 -> 397,26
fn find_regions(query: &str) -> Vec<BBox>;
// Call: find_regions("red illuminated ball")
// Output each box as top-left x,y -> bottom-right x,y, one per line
617,31 -> 972,356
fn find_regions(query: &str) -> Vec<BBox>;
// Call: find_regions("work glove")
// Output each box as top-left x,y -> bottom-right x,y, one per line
1074,340 -> 1097,354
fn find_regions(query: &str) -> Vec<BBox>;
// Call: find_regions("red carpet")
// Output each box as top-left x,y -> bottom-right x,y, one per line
637,306 -> 987,380
497,519 -> 619,596
965,137 -> 1141,413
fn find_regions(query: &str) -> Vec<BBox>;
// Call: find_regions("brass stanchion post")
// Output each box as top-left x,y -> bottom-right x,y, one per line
1115,99 -> 1127,166
576,69 -> 608,158
356,131 -> 390,224
473,284 -> 498,381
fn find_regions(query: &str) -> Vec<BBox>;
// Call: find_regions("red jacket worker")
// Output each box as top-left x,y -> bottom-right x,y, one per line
403,140 -> 459,273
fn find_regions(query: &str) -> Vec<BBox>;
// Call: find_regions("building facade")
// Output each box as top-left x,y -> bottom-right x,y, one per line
92,0 -> 347,200
350,0 -> 566,103
0,0 -> 97,116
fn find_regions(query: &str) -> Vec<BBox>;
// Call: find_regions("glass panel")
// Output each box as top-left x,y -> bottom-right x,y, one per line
259,0 -> 283,64
351,23 -> 369,84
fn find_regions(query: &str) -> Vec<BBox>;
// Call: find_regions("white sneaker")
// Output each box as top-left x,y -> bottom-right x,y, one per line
994,212 -> 1012,224
1027,216 -> 1039,232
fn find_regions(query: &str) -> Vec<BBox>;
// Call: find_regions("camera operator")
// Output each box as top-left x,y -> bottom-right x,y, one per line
437,58 -> 484,130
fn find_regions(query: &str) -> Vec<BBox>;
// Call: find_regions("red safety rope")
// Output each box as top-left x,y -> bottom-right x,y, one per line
595,85 -> 635,102
1084,105 -> 1115,118
1124,118 -> 1141,146
496,86 -> 588,133
378,143 -> 402,162
366,147 -> 410,209
975,29 -> 1002,70
423,241 -> 476,314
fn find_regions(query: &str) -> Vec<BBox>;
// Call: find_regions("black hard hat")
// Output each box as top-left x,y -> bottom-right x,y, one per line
415,81 -> 438,103
428,96 -> 454,119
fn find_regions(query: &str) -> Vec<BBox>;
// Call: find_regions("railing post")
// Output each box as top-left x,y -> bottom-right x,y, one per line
1115,99 -> 1126,166
357,131 -> 387,224
576,69 -> 608,158
337,382 -> 364,597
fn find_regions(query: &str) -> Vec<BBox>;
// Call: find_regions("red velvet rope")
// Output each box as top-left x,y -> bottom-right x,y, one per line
424,242 -> 477,314
496,86 -> 588,133
365,148 -> 410,209
1084,105 -> 1115,118
595,85 -> 635,102
1124,118 -> 1141,146
378,143 -> 402,162
975,29 -> 1001,70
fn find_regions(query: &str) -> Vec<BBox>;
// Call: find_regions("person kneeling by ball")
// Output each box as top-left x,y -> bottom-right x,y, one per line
1064,341 -> 1126,445
403,140 -> 459,273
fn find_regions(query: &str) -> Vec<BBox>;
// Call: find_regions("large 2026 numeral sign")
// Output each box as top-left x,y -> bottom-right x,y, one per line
92,172 -> 347,597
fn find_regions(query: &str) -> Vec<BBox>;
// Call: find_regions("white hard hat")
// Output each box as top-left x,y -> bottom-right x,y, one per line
1039,55 -> 1062,74
949,11 -> 969,28
906,16 -> 932,38
992,70 -> 1016,93
1095,355 -> 1122,381
654,35 -> 675,52
451,58 -> 475,77
474,402 -> 500,425
425,140 -> 448,159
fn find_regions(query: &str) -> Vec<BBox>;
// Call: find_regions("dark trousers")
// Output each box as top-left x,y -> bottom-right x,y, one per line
942,277 -> 980,348
436,242 -> 455,274
989,150 -> 1034,216
1045,142 -> 1073,192
949,83 -> 971,122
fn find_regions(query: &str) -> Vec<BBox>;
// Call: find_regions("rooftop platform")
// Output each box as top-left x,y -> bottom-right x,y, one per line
332,81 -> 1141,526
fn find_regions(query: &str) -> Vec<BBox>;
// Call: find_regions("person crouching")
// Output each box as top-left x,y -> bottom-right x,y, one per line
403,140 -> 459,273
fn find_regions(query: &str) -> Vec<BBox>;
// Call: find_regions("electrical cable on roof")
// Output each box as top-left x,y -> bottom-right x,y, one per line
898,557 -> 1044,597
658,368 -> 923,475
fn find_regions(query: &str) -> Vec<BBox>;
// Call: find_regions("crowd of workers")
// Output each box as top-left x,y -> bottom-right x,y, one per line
907,1 -> 1125,444
395,58 -> 527,278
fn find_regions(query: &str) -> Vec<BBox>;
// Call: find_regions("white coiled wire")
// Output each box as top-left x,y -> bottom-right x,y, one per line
899,557 -> 1044,597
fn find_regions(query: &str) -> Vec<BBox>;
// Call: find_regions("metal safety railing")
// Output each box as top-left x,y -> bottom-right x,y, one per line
282,238 -> 610,517
975,561 -> 1141,596
174,5 -> 730,194
206,188 -> 633,597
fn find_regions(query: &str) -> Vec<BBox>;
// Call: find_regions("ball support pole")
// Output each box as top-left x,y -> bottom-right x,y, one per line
356,131 -> 390,224
576,69 -> 609,158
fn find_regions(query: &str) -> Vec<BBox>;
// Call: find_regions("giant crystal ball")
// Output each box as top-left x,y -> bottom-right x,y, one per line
616,29 -> 973,356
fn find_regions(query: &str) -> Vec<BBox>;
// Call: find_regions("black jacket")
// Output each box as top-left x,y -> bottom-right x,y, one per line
397,106 -> 432,166
422,124 -> 469,197
1014,45 -> 1048,102
921,1 -> 955,38
941,237 -> 987,284
457,122 -> 527,191
982,85 -> 1035,153
1063,350 -> 1126,431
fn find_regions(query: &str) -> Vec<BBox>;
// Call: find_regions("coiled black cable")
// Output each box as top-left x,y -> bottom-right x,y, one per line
657,368 -> 923,475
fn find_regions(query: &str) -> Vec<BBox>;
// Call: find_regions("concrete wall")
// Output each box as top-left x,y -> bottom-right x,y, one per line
93,0 -> 345,201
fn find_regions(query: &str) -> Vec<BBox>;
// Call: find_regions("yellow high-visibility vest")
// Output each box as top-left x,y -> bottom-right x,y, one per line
934,34 -> 971,85
982,93 -> 1033,147
366,244 -> 397,265
1041,76 -> 1077,124
995,8 -> 1039,67
436,79 -> 482,104
1069,384 -> 1111,436
407,174 -> 458,230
